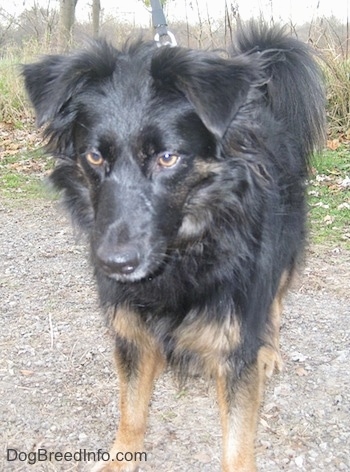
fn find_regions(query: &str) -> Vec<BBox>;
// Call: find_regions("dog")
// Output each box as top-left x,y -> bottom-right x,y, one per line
22,22 -> 325,471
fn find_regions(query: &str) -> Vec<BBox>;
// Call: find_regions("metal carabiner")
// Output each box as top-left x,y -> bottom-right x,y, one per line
154,30 -> 177,47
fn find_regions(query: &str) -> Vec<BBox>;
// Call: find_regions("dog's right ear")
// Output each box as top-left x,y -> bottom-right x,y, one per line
22,54 -> 96,157
22,41 -> 120,128
22,55 -> 78,127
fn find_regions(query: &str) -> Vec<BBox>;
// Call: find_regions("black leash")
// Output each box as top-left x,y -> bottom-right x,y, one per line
150,0 -> 177,47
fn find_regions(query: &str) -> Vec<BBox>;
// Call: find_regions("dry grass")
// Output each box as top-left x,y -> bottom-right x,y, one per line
323,56 -> 350,137
0,41 -> 45,125
1,26 -> 349,137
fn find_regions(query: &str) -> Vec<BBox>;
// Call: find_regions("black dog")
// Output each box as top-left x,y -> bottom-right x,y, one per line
23,23 -> 325,472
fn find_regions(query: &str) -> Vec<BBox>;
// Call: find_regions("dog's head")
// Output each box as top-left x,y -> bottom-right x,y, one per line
23,40 -> 260,282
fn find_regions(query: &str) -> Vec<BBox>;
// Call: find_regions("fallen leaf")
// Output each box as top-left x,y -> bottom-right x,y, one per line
313,202 -> 329,209
323,215 -> 334,225
295,367 -> 308,376
337,203 -> 350,210
20,369 -> 34,376
341,177 -> 350,188
327,139 -> 341,150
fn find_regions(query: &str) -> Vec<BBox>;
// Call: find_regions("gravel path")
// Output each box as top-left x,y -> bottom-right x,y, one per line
1,198 -> 349,472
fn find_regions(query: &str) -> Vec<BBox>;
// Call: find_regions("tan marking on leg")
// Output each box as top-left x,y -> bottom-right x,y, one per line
262,270 -> 291,377
93,307 -> 165,472
111,343 -> 164,462
215,271 -> 292,471
216,362 -> 262,472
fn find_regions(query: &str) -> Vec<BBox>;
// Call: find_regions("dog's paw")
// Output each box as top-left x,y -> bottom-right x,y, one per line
91,460 -> 141,472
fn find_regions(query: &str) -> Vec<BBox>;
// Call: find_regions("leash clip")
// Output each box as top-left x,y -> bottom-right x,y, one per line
150,0 -> 177,47
154,30 -> 177,47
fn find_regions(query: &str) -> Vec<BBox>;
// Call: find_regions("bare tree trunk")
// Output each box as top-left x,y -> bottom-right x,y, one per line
59,0 -> 77,51
92,0 -> 101,38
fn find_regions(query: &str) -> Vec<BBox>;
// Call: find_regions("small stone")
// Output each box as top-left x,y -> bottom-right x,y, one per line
319,442 -> 328,451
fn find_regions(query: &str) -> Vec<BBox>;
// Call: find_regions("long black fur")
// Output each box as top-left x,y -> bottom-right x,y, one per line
22,24 -> 325,377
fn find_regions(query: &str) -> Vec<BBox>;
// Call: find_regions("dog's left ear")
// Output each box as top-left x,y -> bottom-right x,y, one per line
151,48 -> 257,138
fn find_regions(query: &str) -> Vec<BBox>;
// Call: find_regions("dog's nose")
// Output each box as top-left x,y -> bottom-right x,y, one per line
96,245 -> 140,275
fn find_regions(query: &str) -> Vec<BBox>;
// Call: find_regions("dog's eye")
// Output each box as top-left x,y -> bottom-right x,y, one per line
157,153 -> 179,168
85,150 -> 104,166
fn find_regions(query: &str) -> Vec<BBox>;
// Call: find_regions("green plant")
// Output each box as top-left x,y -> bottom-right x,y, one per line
0,148 -> 55,199
308,148 -> 350,248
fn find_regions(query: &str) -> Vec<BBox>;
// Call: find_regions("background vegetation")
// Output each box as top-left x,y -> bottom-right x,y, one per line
0,1 -> 349,248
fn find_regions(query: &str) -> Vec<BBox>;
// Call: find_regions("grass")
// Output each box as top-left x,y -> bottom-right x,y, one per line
320,48 -> 350,138
308,147 -> 350,249
0,40 -> 46,126
0,59 -> 30,126
0,147 -> 55,200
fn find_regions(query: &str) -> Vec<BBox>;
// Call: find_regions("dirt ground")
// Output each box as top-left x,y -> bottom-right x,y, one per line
1,198 -> 349,472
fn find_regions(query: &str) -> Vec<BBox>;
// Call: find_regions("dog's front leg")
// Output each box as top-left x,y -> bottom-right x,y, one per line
216,352 -> 269,472
93,310 -> 165,472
